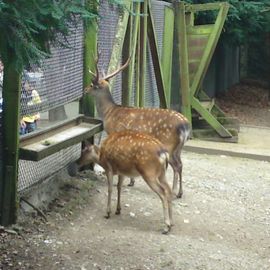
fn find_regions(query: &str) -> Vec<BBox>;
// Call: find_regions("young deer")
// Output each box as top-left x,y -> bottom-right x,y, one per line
85,59 -> 191,198
69,130 -> 173,234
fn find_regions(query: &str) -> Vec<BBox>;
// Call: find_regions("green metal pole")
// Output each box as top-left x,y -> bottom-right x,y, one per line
175,1 -> 192,123
80,0 -> 98,117
0,57 -> 21,226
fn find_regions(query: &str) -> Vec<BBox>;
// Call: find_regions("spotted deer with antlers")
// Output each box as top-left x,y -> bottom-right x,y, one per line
85,57 -> 191,198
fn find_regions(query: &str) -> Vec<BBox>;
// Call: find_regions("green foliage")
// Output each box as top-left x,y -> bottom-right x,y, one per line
185,0 -> 270,45
0,0 -> 98,70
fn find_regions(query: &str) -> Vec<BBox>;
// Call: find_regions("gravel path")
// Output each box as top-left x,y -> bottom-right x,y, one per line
1,152 -> 270,270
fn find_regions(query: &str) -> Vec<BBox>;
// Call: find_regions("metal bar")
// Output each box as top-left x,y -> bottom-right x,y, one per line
175,1 -> 192,122
139,0 -> 148,107
0,59 -> 21,226
147,1 -> 167,109
190,3 -> 229,96
161,6 -> 174,107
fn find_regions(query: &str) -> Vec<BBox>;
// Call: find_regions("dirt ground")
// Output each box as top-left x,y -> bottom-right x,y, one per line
1,81 -> 270,269
1,151 -> 270,270
216,81 -> 270,127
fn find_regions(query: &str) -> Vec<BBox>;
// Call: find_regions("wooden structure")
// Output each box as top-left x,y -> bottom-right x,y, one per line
0,0 -> 238,226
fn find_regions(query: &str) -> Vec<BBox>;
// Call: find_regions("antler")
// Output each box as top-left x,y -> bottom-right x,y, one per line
103,57 -> 131,81
89,50 -> 101,84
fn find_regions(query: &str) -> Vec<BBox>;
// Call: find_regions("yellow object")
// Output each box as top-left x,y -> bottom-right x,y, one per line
22,89 -> 41,123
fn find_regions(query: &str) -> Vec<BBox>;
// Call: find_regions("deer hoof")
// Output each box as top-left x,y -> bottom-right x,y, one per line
162,225 -> 171,235
104,213 -> 111,219
128,179 -> 135,187
115,209 -> 121,215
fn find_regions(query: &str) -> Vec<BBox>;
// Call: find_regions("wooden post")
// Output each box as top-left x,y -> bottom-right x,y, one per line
0,57 -> 22,226
175,1 -> 192,123
79,0 -> 98,117
161,6 -> 175,107
122,1 -> 140,106
139,0 -> 148,108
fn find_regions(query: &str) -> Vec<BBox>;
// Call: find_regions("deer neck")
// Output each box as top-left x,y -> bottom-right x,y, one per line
95,91 -> 116,120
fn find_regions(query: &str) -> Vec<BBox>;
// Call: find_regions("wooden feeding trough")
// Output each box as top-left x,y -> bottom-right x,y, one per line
19,115 -> 103,161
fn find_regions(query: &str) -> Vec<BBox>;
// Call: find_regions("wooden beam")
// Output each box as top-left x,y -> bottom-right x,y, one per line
190,3 -> 229,96
0,58 -> 21,226
175,1 -> 192,122
139,0 -> 148,107
122,1 -> 140,106
147,1 -> 167,109
107,0 -> 132,88
80,0 -> 98,117
186,2 -> 228,12
161,6 -> 174,107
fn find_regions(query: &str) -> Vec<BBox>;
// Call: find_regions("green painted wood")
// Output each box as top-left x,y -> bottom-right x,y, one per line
187,24 -> 214,35
186,2 -> 227,12
122,1 -> 140,106
191,97 -> 232,138
147,1 -> 167,109
80,0 -> 98,117
161,6 -> 174,107
138,0 -> 147,107
135,13 -> 141,107
108,0 -> 132,88
0,60 -> 21,226
190,3 -> 229,96
175,1 -> 191,122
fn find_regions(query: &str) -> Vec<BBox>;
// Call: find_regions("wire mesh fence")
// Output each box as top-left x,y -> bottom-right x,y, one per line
3,0 -> 171,194
18,20 -> 84,193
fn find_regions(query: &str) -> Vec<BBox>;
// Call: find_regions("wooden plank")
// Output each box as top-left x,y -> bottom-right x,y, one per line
147,1 -> 168,109
161,6 -> 174,107
187,24 -> 214,35
19,116 -> 103,161
190,3 -> 229,96
80,0 -> 98,117
139,0 -> 147,107
0,58 -> 21,226
175,1 -> 192,122
107,0 -> 132,87
186,2 -> 227,12
122,1 -> 140,106
191,97 -> 232,138
188,35 -> 209,47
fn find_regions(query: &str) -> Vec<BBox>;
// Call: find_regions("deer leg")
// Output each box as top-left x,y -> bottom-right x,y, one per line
116,175 -> 124,215
176,156 -> 183,198
128,178 -> 135,187
105,171 -> 113,219
171,146 -> 184,198
169,158 -> 179,197
158,171 -> 173,226
143,175 -> 171,234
